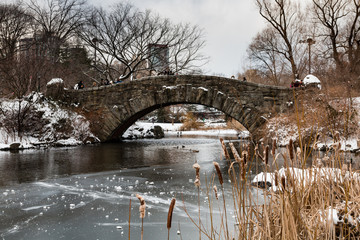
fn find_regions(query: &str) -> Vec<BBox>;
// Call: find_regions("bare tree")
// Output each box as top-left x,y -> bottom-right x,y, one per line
79,3 -> 207,81
27,0 -> 88,41
255,0 -> 306,80
168,23 -> 207,74
0,3 -> 33,97
312,0 -> 360,76
26,0 -> 89,61
247,26 -> 287,85
0,3 -> 31,59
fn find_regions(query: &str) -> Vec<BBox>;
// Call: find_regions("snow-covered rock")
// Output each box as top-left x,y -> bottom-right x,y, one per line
252,166 -> 360,191
303,74 -> 321,89
46,78 -> 64,86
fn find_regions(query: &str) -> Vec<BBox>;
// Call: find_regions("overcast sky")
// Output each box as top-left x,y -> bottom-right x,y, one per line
91,0 -> 266,77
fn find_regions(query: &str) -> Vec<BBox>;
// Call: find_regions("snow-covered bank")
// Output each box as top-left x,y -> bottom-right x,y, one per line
265,97 -> 360,153
251,166 -> 360,228
252,166 -> 360,192
0,92 -> 99,150
123,121 -> 248,139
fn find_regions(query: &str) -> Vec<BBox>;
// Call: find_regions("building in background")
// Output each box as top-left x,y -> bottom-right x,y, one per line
148,44 -> 169,74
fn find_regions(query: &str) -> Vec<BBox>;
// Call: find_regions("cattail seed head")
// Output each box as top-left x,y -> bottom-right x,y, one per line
247,144 -> 252,161
241,159 -> 246,180
167,198 -> 176,229
193,163 -> 201,186
229,142 -> 241,163
288,139 -> 294,161
213,161 -> 224,185
193,163 -> 200,177
274,170 -> 279,187
220,138 -> 231,160
281,176 -> 286,191
193,163 -> 200,171
264,145 -> 269,165
242,151 -> 247,165
136,194 -> 146,219
213,185 -> 218,200
272,139 -> 276,156
194,178 -> 201,187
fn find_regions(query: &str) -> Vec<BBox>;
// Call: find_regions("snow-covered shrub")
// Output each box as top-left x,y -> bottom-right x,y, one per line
0,95 -> 48,142
180,112 -> 201,131
0,92 -> 99,148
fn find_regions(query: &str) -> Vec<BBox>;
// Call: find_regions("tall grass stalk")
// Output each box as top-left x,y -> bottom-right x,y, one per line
167,198 -> 176,240
128,198 -> 131,240
193,162 -> 202,240
213,161 -> 230,240
136,194 -> 146,240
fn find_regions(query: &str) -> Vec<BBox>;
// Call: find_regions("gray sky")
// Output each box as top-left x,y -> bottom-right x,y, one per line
91,0 -> 266,77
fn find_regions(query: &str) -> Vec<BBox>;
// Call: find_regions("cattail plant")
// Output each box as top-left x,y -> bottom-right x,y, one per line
167,198 -> 176,240
240,157 -> 246,181
136,194 -> 146,240
281,176 -> 286,191
229,142 -> 241,163
193,163 -> 201,187
264,145 -> 269,166
242,150 -> 248,166
288,139 -> 294,164
193,162 -> 201,240
220,138 -> 231,161
274,170 -> 279,187
213,161 -> 229,240
213,185 -> 218,200
272,138 -> 277,156
213,161 -> 224,185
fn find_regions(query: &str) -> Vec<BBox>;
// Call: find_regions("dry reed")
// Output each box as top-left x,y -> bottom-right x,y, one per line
136,194 -> 146,240
167,198 -> 176,240
193,162 -> 201,239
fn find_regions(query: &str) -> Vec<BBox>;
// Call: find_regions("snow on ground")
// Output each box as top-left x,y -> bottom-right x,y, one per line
252,166 -> 360,191
266,97 -> 360,152
0,92 -> 99,150
46,78 -> 64,86
252,166 -> 360,226
123,121 -> 245,139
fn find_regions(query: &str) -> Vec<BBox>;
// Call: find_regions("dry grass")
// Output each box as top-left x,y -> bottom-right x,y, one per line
203,138 -> 360,239
180,112 -> 201,131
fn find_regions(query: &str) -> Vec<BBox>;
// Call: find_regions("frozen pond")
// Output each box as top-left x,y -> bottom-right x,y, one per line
0,137 -> 251,240
1,137 -> 359,240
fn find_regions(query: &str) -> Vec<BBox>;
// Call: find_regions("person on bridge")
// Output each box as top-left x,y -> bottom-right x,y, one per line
77,81 -> 84,89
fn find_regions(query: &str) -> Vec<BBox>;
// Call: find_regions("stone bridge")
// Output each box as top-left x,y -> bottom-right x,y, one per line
48,75 -> 293,142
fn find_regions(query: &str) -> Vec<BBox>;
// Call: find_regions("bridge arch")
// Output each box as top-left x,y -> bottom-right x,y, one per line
60,75 -> 292,142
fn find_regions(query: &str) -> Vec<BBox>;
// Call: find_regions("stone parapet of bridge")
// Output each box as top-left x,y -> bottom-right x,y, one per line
50,75 -> 293,142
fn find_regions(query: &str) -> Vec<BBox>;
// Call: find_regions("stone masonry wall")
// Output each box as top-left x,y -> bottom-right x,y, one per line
55,75 -> 293,142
